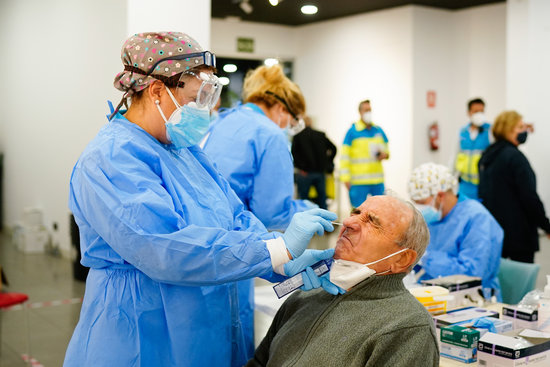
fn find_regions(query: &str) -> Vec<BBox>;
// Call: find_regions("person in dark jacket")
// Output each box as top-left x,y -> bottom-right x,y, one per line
291,116 -> 337,209
478,110 -> 550,263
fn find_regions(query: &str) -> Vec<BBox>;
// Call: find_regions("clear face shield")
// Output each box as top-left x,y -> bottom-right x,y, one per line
149,51 -> 222,110
265,91 -> 305,136
176,70 -> 222,111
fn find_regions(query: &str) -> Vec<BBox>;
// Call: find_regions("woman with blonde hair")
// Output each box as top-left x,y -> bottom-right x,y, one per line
204,64 -> 312,231
478,110 -> 550,263
202,64 -> 317,361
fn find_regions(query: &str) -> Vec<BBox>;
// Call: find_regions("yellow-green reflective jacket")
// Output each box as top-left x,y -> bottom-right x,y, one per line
340,120 -> 389,185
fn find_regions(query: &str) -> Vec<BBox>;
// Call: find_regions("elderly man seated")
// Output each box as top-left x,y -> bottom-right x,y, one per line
408,163 -> 503,299
246,195 -> 439,367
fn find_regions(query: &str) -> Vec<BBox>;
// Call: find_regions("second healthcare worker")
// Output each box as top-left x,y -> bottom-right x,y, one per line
63,32 -> 338,367
203,65 -> 315,357
203,64 -> 313,231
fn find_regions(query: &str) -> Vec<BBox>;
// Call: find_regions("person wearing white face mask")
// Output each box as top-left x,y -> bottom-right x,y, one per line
452,98 -> 492,200
408,163 -> 503,300
340,99 -> 390,208
246,195 -> 439,367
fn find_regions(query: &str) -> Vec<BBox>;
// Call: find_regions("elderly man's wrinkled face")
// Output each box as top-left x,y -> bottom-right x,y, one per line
334,196 -> 413,273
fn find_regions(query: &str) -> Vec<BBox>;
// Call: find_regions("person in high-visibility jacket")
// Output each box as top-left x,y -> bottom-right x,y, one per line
454,98 -> 491,200
340,100 -> 389,208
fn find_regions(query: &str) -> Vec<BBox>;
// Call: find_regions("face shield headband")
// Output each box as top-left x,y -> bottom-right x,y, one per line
265,91 -> 305,135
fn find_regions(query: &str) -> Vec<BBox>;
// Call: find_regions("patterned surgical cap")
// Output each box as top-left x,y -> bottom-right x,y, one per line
114,31 -> 204,94
408,163 -> 458,201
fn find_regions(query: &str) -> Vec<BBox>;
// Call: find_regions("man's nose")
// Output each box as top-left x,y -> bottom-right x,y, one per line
342,216 -> 359,230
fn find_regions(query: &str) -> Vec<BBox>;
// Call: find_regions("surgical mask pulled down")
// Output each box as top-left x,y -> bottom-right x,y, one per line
329,248 -> 409,290
156,87 -> 211,149
416,197 -> 442,225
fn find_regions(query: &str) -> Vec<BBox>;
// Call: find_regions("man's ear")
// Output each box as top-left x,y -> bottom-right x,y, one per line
390,249 -> 417,274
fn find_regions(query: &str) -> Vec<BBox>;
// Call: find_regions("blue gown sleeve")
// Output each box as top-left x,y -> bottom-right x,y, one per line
422,211 -> 502,282
70,149 -> 277,287
249,133 -> 309,231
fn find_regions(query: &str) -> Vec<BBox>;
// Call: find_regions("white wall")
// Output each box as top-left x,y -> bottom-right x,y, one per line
412,6 -> 455,168
293,7 -> 414,210
211,4 -> 508,215
128,0 -> 211,49
412,3 -> 507,168
507,0 -> 550,208
0,0 -> 127,253
211,19 -> 297,60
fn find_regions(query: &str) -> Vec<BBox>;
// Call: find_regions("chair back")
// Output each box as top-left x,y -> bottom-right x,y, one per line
498,258 -> 540,305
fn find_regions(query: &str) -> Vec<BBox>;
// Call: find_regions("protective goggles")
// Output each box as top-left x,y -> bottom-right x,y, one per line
178,70 -> 222,111
266,91 -> 305,135
149,51 -> 216,73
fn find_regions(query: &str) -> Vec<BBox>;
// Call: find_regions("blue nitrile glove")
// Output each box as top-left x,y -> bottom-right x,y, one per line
284,249 -> 334,276
302,267 -> 346,296
283,209 -> 337,258
472,318 -> 497,333
303,200 -> 319,210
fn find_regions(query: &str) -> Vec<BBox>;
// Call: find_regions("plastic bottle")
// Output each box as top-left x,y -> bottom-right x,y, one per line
537,275 -> 550,332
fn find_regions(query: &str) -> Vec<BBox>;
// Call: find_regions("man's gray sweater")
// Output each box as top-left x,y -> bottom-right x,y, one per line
246,273 -> 439,367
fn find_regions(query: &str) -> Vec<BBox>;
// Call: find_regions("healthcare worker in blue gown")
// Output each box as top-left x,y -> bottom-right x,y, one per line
202,64 -> 315,359
408,163 -> 504,300
63,32 -> 340,367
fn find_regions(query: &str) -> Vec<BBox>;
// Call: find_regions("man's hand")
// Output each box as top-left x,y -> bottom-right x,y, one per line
345,182 -> 351,191
376,152 -> 389,161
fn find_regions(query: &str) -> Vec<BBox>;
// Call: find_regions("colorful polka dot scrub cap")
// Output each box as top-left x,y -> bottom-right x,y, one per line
110,31 -> 216,118
114,31 -> 206,93
408,162 -> 458,201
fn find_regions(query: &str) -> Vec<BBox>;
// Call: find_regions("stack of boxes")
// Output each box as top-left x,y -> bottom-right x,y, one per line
410,274 -> 550,364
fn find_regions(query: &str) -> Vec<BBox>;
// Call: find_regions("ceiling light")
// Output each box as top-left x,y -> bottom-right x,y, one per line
269,0 -> 280,6
264,58 -> 279,67
223,64 -> 238,73
301,5 -> 318,15
240,0 -> 253,14
219,77 -> 230,86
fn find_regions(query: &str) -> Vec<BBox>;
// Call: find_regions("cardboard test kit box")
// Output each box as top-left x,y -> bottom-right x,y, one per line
502,305 -> 538,330
478,329 -> 550,367
440,325 -> 480,363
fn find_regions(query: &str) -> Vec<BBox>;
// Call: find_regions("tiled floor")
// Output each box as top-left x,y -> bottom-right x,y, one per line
0,233 -> 85,367
1,230 -> 549,367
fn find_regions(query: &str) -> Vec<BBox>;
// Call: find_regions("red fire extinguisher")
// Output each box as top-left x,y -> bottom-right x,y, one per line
429,122 -> 439,151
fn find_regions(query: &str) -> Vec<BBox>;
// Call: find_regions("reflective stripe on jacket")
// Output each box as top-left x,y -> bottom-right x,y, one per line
455,123 -> 490,185
340,120 -> 389,185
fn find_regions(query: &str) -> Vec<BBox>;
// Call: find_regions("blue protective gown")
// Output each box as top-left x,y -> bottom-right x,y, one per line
419,196 -> 504,299
203,103 -> 311,360
63,112 -> 284,367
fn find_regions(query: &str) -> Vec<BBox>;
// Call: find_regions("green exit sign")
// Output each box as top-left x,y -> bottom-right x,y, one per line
237,37 -> 254,53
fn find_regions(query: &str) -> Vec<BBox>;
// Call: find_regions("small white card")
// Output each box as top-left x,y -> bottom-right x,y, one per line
519,329 -> 550,339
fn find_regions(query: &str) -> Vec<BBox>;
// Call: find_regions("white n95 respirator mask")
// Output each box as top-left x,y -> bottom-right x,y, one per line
470,112 -> 486,126
362,112 -> 373,124
329,248 -> 409,290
